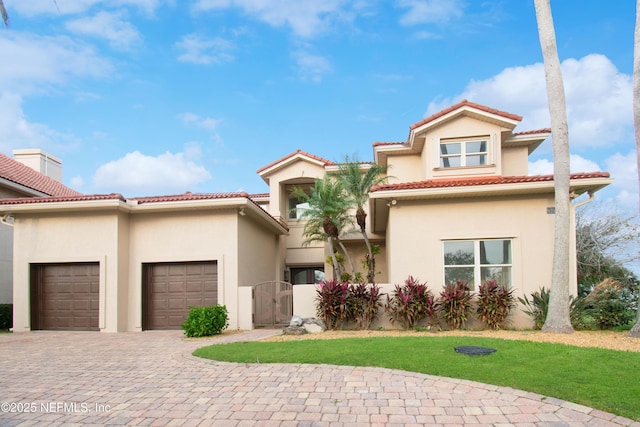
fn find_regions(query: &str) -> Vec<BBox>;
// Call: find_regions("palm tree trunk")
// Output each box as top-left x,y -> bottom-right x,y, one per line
630,0 -> 640,338
327,236 -> 342,281
534,0 -> 574,334
361,228 -> 375,283
336,238 -> 356,280
0,0 -> 8,27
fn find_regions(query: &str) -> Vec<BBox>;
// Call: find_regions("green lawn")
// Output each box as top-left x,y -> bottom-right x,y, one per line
194,336 -> 640,421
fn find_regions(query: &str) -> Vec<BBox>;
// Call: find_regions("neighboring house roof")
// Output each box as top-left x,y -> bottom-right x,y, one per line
0,152 -> 82,197
512,128 -> 552,136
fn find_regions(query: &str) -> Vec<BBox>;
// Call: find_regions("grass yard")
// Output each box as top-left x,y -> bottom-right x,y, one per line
194,336 -> 640,421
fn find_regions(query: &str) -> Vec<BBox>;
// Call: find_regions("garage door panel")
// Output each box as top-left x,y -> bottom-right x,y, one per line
143,261 -> 218,330
31,263 -> 100,331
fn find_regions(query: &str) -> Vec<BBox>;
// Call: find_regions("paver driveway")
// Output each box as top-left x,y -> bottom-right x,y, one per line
0,330 -> 638,426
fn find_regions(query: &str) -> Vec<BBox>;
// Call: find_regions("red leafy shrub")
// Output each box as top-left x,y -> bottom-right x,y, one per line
347,283 -> 383,330
385,276 -> 436,330
315,280 -> 350,330
476,279 -> 516,329
437,279 -> 473,329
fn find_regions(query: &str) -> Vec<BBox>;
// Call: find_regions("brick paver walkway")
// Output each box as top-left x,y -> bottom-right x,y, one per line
0,330 -> 638,426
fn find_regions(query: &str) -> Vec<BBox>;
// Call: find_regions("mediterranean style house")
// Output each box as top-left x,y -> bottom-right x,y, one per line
0,101 -> 612,332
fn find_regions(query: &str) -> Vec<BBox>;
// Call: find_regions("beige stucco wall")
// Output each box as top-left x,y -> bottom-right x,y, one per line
383,194 -> 574,329
386,155 -> 422,185
501,146 -> 530,176
127,209 -> 239,331
12,211 -> 121,332
11,205 -> 283,333
0,224 -> 13,304
237,213 -> 282,329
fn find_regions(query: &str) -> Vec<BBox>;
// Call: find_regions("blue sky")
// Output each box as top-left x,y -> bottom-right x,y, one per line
0,0 -> 637,213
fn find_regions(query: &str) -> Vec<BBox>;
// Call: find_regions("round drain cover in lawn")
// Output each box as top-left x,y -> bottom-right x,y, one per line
454,346 -> 497,356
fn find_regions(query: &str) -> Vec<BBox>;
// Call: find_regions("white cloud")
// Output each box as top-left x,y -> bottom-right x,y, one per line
65,11 -> 142,50
292,49 -> 332,82
191,0 -> 348,38
528,154 -> 602,176
179,112 -> 222,131
92,148 -> 212,196
396,0 -> 465,26
604,151 -> 639,211
0,93 -> 77,152
175,34 -> 234,64
0,32 -> 113,94
8,0 -> 161,17
427,54 -> 632,149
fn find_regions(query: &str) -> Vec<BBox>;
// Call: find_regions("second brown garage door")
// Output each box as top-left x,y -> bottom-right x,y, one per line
142,261 -> 218,330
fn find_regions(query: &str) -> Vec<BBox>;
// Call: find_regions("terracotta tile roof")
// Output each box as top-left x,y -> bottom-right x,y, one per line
256,149 -> 335,174
0,193 -> 124,205
512,128 -> 551,136
370,172 -> 611,192
0,152 -> 82,197
249,193 -> 270,199
409,100 -> 522,131
132,191 -> 250,205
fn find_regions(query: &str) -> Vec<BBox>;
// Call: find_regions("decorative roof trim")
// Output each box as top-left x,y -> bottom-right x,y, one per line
409,100 -> 522,131
256,149 -> 335,176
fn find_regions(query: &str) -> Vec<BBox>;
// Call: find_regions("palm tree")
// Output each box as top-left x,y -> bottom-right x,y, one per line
290,175 -> 354,281
534,0 -> 574,333
1,0 -> 8,27
629,0 -> 640,338
337,155 -> 388,283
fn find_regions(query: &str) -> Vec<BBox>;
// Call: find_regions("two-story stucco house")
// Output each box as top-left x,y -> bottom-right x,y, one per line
0,101 -> 612,332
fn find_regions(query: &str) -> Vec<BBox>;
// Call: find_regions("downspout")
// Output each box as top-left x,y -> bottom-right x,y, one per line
572,190 -> 595,209
1,214 -> 14,227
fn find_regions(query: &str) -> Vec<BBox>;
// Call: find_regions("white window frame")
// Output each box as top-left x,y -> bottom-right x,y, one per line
439,138 -> 489,168
443,239 -> 512,291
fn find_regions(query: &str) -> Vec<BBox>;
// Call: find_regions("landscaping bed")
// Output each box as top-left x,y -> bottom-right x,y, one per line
264,328 -> 640,352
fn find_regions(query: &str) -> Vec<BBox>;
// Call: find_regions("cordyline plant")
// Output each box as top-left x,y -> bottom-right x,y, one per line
315,280 -> 350,330
437,279 -> 473,329
385,276 -> 436,330
476,279 -> 516,329
347,283 -> 383,330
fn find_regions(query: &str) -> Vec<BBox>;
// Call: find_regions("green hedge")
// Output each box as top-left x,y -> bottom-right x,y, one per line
181,305 -> 229,338
0,304 -> 12,330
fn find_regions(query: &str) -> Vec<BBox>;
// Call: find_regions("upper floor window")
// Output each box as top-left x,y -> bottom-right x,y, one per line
440,139 -> 488,168
288,196 -> 310,220
443,239 -> 512,291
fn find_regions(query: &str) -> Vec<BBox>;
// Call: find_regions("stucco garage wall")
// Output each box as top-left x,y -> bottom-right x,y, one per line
385,194 -> 565,328
127,209 -> 239,331
0,224 -> 12,304
12,211 -> 122,332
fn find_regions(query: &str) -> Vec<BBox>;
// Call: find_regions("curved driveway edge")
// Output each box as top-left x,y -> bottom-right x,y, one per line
0,330 -> 637,426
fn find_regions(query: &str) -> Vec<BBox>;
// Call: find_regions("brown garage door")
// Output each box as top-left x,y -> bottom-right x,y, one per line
142,261 -> 218,330
30,263 -> 100,331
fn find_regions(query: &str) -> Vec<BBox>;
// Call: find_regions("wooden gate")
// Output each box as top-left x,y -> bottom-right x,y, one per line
253,281 -> 293,328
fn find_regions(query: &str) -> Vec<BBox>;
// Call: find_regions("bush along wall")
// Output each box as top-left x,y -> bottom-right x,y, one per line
181,305 -> 229,338
0,304 -> 12,330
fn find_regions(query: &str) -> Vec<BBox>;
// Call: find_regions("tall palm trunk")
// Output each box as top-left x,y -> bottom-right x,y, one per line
534,0 -> 574,334
357,206 -> 376,283
0,0 -> 8,27
336,237 -> 356,279
629,0 -> 640,338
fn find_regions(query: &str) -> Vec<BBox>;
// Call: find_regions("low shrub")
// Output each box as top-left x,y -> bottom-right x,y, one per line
181,305 -> 229,338
437,280 -> 473,329
583,279 -> 636,329
518,287 -> 587,330
385,276 -> 436,330
315,280 -> 349,330
347,283 -> 383,330
0,304 -> 12,330
476,280 -> 516,329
